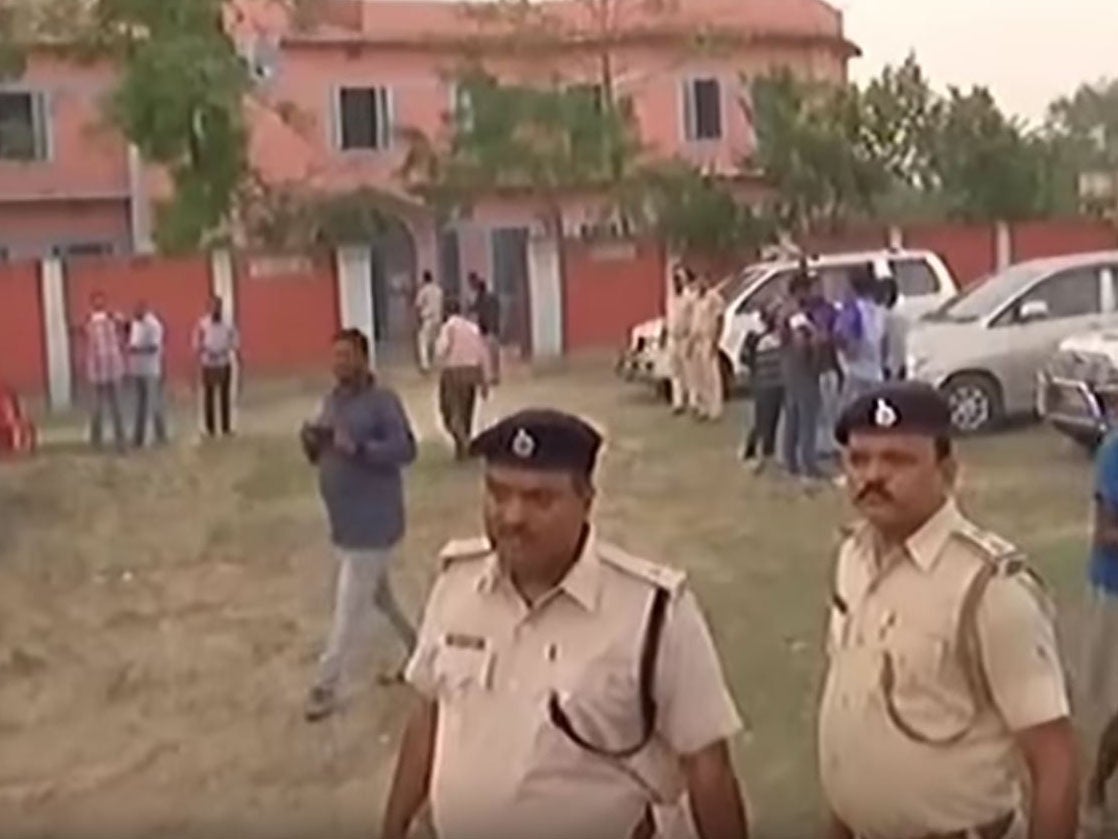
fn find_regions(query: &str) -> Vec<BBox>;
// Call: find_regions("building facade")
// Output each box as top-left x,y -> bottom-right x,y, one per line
0,0 -> 856,355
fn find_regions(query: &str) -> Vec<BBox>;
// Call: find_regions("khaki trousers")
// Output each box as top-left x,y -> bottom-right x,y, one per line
691,342 -> 723,420
438,366 -> 483,458
417,318 -> 440,372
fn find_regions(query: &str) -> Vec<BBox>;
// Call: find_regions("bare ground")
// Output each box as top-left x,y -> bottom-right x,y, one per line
0,360 -> 1094,838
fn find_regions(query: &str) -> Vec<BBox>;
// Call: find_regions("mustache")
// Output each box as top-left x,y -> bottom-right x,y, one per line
855,481 -> 893,502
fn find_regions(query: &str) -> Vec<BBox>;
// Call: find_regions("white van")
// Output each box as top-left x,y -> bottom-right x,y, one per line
619,249 -> 958,395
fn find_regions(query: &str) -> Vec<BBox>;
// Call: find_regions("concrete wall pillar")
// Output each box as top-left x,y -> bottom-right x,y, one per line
39,257 -> 71,410
127,145 -> 154,255
336,246 -> 376,365
995,221 -> 1012,271
887,225 -> 904,249
527,233 -> 563,358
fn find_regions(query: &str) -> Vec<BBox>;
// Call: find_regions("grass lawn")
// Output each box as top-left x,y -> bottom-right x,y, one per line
0,360 -> 1094,838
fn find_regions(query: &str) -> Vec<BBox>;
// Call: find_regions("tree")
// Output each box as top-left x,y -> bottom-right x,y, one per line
1047,78 -> 1118,170
859,53 -> 940,192
748,71 -> 890,234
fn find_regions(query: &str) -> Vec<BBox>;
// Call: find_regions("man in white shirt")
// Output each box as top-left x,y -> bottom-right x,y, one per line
128,299 -> 167,447
192,295 -> 239,437
434,298 -> 489,459
414,271 -> 444,374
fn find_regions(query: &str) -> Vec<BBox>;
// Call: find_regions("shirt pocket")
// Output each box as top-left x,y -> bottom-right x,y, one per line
432,639 -> 492,697
881,622 -> 974,745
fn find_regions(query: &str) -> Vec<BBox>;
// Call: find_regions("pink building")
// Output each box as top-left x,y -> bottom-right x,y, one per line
0,0 -> 856,357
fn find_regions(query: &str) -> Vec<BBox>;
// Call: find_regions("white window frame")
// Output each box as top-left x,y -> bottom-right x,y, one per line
448,82 -> 474,132
333,85 -> 394,152
680,76 -> 723,143
0,87 -> 52,162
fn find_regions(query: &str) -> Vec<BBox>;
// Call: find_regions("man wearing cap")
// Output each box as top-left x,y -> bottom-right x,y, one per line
819,382 -> 1077,839
382,408 -> 749,839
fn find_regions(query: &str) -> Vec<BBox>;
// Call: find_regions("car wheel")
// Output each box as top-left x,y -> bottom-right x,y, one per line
942,374 -> 1003,434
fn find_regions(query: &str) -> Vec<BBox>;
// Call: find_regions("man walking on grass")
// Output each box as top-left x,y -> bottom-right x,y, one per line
300,328 -> 419,722
435,298 -> 489,460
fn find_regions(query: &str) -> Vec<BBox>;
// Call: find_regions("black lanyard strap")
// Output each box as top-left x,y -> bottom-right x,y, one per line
548,586 -> 671,759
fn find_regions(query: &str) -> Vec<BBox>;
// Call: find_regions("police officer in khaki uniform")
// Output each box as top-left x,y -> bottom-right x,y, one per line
820,382 -> 1078,839
689,272 -> 725,422
382,408 -> 749,839
667,266 -> 698,415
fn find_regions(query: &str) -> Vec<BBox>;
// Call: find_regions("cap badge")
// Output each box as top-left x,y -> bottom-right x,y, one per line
874,398 -> 899,428
511,428 -> 536,459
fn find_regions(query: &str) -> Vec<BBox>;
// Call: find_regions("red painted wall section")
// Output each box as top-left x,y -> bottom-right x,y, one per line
65,254 -> 212,385
563,239 -> 665,351
1011,220 -> 1117,263
904,223 -> 996,289
0,261 -> 46,394
234,253 -> 338,375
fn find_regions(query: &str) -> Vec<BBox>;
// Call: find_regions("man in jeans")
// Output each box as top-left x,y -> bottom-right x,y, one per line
83,291 -> 126,451
300,328 -> 419,722
127,300 -> 168,447
781,272 -> 824,482
192,295 -> 239,437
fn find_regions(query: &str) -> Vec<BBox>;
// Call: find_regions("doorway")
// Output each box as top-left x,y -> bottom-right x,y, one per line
490,226 -> 531,355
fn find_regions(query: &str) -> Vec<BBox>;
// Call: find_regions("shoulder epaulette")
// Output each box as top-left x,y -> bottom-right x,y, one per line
598,543 -> 686,596
950,522 -> 1026,576
438,537 -> 492,570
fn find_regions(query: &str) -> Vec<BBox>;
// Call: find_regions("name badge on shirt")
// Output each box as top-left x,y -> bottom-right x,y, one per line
439,632 -> 494,690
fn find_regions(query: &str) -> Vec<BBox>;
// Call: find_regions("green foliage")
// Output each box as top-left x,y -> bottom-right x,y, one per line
400,70 -> 642,215
240,180 -> 397,250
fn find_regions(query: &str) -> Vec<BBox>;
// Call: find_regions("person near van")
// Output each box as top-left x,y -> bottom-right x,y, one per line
880,277 -> 908,381
741,302 -> 784,473
300,328 -> 419,722
414,270 -> 444,375
127,299 -> 168,447
469,272 -> 501,386
666,266 -> 699,415
781,271 -> 825,481
822,382 -> 1077,839
435,298 -> 489,460
834,264 -> 886,407
690,271 -> 725,422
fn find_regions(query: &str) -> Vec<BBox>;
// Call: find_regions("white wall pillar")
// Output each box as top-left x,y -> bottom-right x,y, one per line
39,257 -> 72,410
887,225 -> 904,249
336,246 -> 376,365
127,144 -> 154,255
995,221 -> 1012,271
210,249 -> 236,321
527,234 -> 563,359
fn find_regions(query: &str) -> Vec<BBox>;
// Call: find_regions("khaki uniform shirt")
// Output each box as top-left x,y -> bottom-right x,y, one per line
416,282 -> 444,324
693,288 -> 724,344
406,531 -> 742,839
819,501 -> 1069,839
667,287 -> 697,343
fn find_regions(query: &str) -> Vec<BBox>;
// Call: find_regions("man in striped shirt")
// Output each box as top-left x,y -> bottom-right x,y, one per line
84,291 -> 126,451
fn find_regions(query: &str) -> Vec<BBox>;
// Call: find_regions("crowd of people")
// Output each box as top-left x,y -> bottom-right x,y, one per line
79,291 -> 240,451
667,260 -> 909,484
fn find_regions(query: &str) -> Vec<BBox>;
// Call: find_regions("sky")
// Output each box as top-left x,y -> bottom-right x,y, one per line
838,0 -> 1118,124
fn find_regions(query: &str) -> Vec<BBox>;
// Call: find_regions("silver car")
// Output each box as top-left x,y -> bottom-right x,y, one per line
908,251 -> 1118,433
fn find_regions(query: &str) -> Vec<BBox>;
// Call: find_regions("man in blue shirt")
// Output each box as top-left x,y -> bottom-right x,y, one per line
1084,423 -> 1118,835
300,328 -> 419,722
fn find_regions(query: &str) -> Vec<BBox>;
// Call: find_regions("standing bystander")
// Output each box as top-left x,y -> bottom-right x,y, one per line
127,300 -> 168,447
690,271 -> 725,422
414,270 -> 444,374
192,296 -> 239,438
741,303 -> 784,474
834,265 -> 886,407
781,272 -> 825,482
300,329 -> 419,722
880,277 -> 907,381
84,291 -> 126,452
434,299 -> 489,460
468,272 -> 501,386
666,266 -> 698,415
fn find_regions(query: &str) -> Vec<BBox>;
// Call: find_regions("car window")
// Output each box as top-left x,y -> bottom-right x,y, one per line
736,268 -> 796,314
816,265 -> 856,303
890,258 -> 938,297
994,266 -> 1101,325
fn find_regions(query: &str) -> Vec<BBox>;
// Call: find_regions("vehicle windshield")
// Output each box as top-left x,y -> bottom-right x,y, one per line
719,265 -> 767,301
924,262 -> 1047,323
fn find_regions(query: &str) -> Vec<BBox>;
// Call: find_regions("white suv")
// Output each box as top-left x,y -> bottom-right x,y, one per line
618,249 -> 958,396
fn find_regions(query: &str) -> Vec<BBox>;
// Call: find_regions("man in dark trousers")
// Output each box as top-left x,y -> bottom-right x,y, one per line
300,328 -> 419,722
192,295 -> 239,437
468,272 -> 501,386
